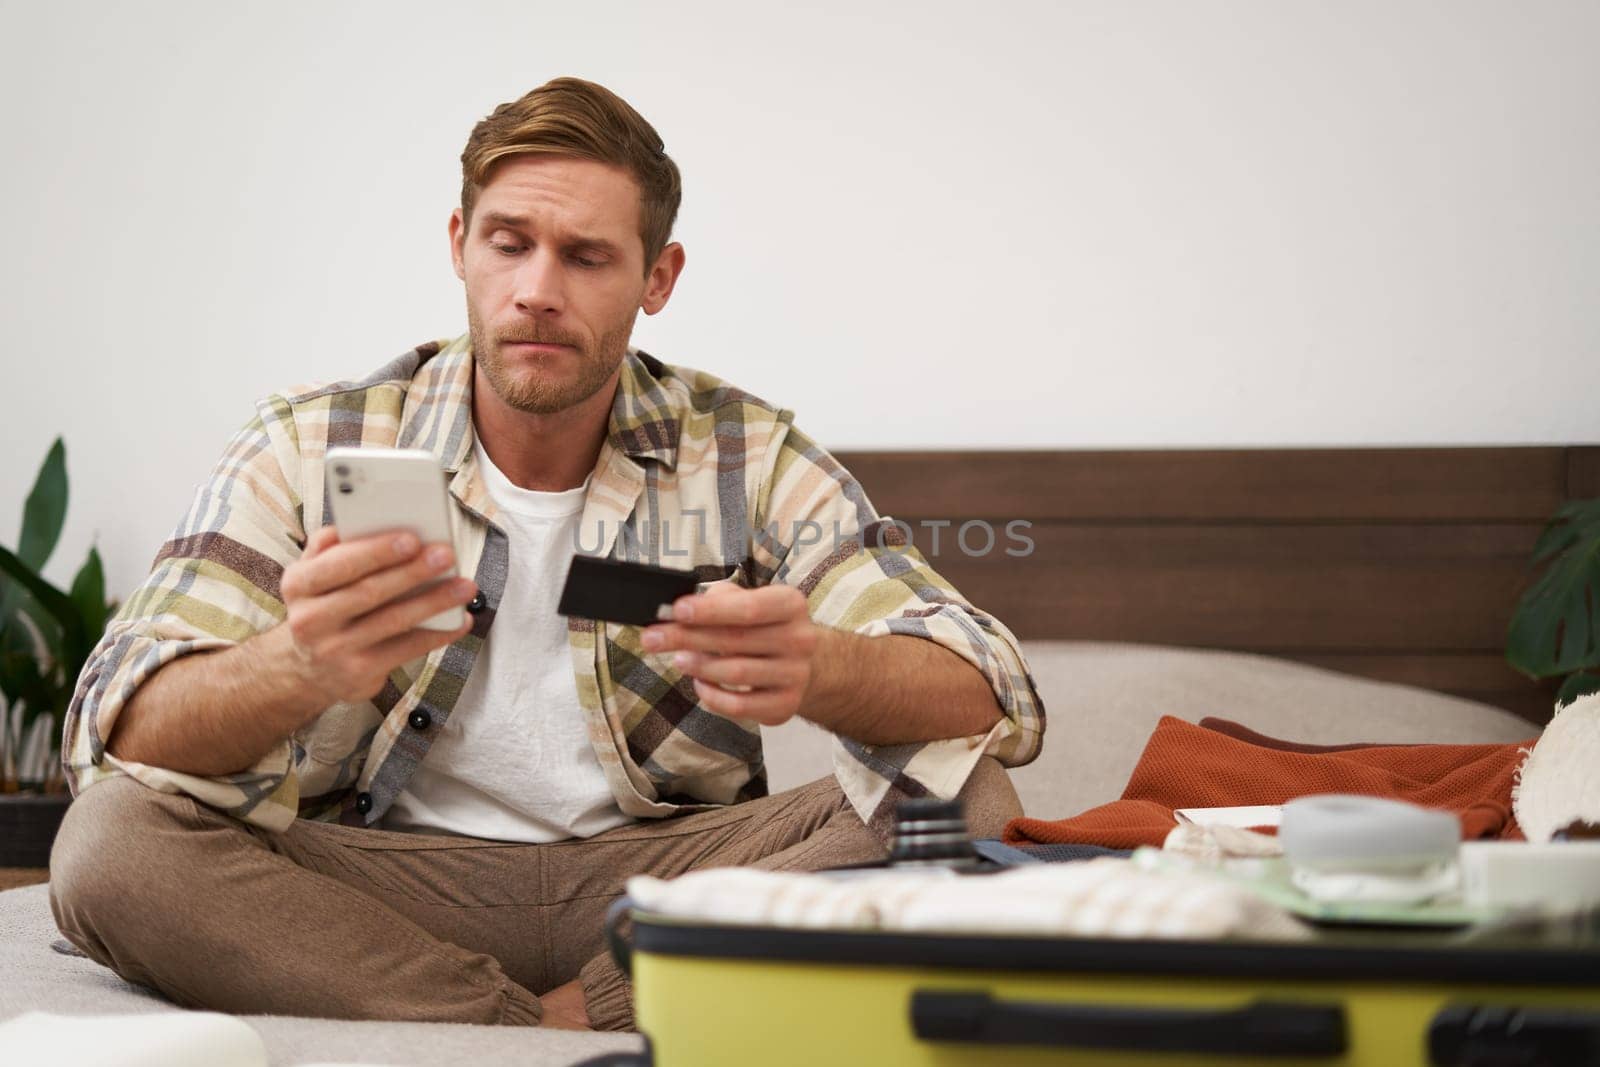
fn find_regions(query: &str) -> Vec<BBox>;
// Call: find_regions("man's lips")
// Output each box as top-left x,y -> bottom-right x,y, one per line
501,340 -> 575,353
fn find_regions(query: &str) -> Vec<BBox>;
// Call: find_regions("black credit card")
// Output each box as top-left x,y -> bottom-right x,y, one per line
557,555 -> 701,626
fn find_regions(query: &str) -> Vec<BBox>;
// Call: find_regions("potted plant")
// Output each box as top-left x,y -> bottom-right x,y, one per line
1507,496 -> 1600,710
0,438 -> 115,867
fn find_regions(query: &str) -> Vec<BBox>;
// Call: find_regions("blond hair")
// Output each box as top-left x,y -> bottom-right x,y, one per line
460,77 -> 682,271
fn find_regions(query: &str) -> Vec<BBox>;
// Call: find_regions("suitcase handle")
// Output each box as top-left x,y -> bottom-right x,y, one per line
1428,1003 -> 1600,1066
605,894 -> 635,977
911,990 -> 1347,1057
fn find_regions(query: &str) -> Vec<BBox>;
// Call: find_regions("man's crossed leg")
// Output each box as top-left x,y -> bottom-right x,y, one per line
49,759 -> 1021,1031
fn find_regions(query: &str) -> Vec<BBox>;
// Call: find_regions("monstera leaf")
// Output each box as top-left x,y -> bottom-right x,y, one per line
1507,497 -> 1600,706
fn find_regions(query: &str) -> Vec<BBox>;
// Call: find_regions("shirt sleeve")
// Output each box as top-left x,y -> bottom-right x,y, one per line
749,419 -> 1046,836
61,395 -> 309,831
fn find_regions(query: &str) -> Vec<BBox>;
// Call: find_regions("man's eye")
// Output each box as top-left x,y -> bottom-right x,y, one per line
491,243 -> 523,256
571,255 -> 604,269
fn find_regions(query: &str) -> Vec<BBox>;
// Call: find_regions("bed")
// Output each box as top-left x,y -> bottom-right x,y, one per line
4,445 -> 1594,1066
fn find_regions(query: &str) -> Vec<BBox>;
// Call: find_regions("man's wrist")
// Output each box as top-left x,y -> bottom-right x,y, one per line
796,623 -> 851,730
251,624 -> 334,734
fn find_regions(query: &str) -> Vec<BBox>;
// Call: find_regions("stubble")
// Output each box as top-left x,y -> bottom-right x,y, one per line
468,302 -> 636,415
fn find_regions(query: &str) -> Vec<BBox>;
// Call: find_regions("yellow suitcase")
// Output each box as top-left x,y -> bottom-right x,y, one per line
597,899 -> 1600,1067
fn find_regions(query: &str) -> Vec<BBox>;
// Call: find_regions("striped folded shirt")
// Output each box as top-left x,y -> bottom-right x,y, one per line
63,336 -> 1046,838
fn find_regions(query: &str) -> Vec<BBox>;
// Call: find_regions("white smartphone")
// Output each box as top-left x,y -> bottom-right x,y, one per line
324,447 -> 465,632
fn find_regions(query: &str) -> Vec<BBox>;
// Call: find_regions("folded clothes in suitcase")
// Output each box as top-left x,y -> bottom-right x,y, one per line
594,870 -> 1600,1067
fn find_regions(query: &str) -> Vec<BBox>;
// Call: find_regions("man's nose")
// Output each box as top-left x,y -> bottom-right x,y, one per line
512,248 -> 565,316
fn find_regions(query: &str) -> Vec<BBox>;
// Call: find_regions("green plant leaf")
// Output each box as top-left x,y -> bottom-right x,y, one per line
0,625 -> 20,706
0,624 -> 57,738
15,593 -> 61,655
0,438 -> 69,633
0,623 -> 42,701
1530,512 -> 1581,566
1556,671 -> 1600,707
9,654 -> 56,716
1532,500 -> 1600,564
0,565 -> 67,683
0,543 -> 85,668
1507,499 -> 1600,679
0,596 -> 66,705
69,547 -> 109,648
16,437 -> 67,571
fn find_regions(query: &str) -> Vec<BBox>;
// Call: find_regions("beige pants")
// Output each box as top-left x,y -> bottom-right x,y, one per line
49,760 -> 1021,1031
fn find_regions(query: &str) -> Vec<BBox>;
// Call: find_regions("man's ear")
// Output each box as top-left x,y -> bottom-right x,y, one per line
641,242 -> 686,315
448,209 -> 467,281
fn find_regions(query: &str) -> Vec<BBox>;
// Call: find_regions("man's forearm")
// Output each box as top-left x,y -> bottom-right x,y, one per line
798,628 -> 1003,746
103,530 -> 475,779
105,625 -> 326,777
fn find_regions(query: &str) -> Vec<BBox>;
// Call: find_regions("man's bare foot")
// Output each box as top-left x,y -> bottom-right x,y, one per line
539,978 -> 592,1030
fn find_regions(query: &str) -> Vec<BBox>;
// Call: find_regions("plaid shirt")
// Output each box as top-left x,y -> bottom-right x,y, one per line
63,337 -> 1045,838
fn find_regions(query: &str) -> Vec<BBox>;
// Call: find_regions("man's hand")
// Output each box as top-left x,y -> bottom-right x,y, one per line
640,583 -> 819,726
107,527 -> 478,777
538,978 -> 592,1030
279,526 -> 477,709
642,581 -> 1004,747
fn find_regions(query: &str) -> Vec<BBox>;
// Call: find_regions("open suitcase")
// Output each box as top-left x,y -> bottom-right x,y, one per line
593,895 -> 1600,1066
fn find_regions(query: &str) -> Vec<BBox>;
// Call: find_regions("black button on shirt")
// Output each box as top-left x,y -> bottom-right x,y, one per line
354,792 -> 373,815
467,591 -> 487,614
408,709 -> 432,731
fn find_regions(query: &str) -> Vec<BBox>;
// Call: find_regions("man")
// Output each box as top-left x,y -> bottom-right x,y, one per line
50,77 -> 1045,1032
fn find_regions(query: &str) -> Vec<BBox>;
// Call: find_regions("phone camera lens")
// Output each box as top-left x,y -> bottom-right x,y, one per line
337,483 -> 353,494
334,464 -> 350,477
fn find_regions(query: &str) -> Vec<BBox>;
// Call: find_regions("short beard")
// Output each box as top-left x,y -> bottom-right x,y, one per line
468,303 -> 635,415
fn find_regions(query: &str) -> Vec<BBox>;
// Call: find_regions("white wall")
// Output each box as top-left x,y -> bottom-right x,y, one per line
2,0 -> 1597,598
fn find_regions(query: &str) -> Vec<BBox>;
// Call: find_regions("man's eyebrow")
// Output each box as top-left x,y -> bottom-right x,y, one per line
480,211 -> 622,255
567,236 -> 623,255
483,211 -> 530,229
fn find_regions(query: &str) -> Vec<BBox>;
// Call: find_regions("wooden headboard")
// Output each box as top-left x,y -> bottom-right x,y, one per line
834,446 -> 1600,724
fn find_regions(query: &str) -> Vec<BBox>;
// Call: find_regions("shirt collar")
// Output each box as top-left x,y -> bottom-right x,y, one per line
396,334 -> 681,475
604,347 -> 681,471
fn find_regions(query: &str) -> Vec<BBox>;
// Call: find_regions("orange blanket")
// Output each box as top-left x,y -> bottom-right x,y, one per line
1003,715 -> 1537,848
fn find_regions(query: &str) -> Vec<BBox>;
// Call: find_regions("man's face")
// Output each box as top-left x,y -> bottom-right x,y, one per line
450,155 -> 682,415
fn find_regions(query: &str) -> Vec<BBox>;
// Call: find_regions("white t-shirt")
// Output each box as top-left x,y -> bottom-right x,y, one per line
384,440 -> 632,843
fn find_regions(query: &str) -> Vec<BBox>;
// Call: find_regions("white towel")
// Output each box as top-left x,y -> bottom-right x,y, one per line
626,858 -> 1308,941
1163,823 -> 1283,863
